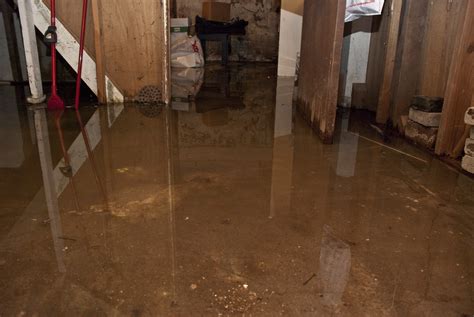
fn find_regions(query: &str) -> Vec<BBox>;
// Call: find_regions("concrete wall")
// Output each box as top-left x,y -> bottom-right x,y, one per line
176,0 -> 280,62
277,0 -> 303,77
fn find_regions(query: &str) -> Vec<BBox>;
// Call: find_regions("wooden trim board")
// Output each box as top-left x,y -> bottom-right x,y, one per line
297,0 -> 346,144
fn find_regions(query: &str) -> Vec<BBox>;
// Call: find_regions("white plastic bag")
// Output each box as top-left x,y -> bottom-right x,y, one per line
171,35 -> 205,68
345,0 -> 385,22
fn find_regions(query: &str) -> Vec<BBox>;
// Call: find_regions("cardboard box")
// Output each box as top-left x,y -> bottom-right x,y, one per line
171,18 -> 191,44
202,1 -> 230,22
171,18 -> 191,34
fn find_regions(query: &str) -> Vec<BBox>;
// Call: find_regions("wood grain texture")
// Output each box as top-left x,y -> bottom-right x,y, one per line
435,1 -> 474,156
364,13 -> 388,111
390,0 -> 429,128
374,0 -> 403,124
297,0 -> 345,144
43,0 -> 165,100
418,0 -> 467,97
101,1 -> 163,98
91,0 -> 106,103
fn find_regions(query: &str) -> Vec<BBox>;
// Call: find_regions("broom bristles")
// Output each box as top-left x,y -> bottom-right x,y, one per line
47,95 -> 65,110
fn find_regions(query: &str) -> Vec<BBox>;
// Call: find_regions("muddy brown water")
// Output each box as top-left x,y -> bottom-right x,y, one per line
0,65 -> 473,316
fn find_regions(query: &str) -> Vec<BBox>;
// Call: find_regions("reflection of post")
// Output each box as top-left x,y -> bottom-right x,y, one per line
165,107 -> 178,305
336,112 -> 359,177
269,77 -> 295,219
34,109 -> 66,273
319,226 -> 351,307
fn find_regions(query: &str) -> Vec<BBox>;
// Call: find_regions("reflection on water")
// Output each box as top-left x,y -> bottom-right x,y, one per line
0,65 -> 473,315
34,109 -> 66,273
319,226 -> 351,308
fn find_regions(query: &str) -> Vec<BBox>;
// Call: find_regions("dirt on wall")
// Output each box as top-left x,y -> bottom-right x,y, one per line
176,0 -> 281,62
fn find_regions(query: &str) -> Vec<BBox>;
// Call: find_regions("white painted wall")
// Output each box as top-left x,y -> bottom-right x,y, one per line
340,17 -> 372,107
277,9 -> 303,77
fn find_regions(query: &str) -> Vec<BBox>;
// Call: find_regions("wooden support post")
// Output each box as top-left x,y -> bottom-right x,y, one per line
17,0 -> 46,104
389,0 -> 430,129
91,0 -> 106,104
417,0 -> 467,97
297,0 -> 345,143
375,0 -> 403,124
435,1 -> 474,156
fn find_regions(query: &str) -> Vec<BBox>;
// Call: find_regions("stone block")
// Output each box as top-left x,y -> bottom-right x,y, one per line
462,155 -> 474,174
405,119 -> 438,149
408,108 -> 441,127
470,127 -> 474,139
465,107 -> 474,125
465,138 -> 474,156
411,95 -> 444,113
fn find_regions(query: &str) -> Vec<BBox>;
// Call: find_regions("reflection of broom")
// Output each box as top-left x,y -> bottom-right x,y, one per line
75,110 -> 109,211
54,111 -> 81,212
45,0 -> 64,110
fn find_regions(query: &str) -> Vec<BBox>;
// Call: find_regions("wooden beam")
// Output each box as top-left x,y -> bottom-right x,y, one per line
389,0 -> 430,129
435,1 -> 474,156
417,0 -> 468,97
375,0 -> 403,124
365,14 -> 386,111
17,0 -> 46,103
297,0 -> 345,143
91,0 -> 106,104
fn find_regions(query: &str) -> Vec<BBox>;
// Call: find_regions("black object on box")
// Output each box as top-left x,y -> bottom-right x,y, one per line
411,95 -> 444,113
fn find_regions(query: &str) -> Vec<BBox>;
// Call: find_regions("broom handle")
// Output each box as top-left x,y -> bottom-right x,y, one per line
75,0 -> 88,110
51,0 -> 57,95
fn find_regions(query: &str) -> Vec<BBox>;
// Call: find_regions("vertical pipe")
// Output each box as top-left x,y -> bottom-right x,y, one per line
162,0 -> 171,104
17,0 -> 46,104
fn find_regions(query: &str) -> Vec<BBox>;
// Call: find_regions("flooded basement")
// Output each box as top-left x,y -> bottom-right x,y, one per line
1,64 -> 473,316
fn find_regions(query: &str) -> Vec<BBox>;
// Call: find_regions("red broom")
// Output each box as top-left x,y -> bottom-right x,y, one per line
74,0 -> 88,110
46,0 -> 64,110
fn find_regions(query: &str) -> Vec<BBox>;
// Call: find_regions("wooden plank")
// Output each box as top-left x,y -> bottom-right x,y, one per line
375,0 -> 403,124
297,0 -> 345,144
435,2 -> 474,156
43,0 -> 164,99
100,1 -> 163,98
364,14 -> 387,111
91,0 -> 106,104
417,0 -> 467,97
390,0 -> 430,128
